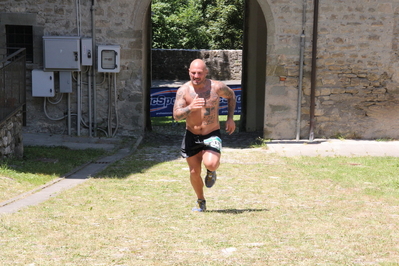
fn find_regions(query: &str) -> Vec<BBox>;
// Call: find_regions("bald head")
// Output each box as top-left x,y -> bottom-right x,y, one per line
188,59 -> 208,86
189,59 -> 208,72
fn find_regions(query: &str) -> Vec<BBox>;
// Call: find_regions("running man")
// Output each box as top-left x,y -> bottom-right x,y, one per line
173,59 -> 236,212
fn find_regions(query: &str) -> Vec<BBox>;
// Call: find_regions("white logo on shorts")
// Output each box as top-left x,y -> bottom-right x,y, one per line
204,136 -> 222,151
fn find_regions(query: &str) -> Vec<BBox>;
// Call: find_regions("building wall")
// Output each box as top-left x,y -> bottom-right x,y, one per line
1,0 -> 148,137
311,1 -> 399,139
260,0 -> 399,139
1,0 -> 399,140
0,110 -> 23,159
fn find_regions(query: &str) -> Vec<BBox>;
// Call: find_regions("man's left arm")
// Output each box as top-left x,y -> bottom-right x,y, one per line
219,83 -> 236,135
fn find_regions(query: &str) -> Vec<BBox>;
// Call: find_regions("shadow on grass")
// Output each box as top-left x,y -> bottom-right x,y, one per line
207,208 -> 269,214
146,125 -> 264,149
96,127 -> 264,179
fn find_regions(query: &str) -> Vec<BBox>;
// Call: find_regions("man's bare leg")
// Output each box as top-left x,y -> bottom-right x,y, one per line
202,150 -> 221,172
202,150 -> 220,188
186,153 -> 204,200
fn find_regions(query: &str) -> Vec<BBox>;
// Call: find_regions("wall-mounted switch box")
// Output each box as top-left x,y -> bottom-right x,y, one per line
97,45 -> 120,73
43,36 -> 81,71
59,71 -> 72,93
32,69 -> 54,97
81,38 -> 93,66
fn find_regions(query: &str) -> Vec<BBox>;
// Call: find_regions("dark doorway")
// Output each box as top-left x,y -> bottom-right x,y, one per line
241,0 -> 267,132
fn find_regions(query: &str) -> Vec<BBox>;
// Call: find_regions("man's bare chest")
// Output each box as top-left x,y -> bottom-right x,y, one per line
195,89 -> 218,106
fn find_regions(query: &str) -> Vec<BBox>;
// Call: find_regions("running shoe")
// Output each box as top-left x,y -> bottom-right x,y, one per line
192,199 -> 206,212
205,169 -> 217,188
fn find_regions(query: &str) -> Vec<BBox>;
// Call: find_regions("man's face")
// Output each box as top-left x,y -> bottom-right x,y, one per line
189,65 -> 207,86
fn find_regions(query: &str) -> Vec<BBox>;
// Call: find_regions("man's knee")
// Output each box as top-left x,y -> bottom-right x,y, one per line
204,160 -> 220,171
189,167 -> 201,176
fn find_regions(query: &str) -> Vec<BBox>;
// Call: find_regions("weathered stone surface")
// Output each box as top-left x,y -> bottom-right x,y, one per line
0,110 -> 23,159
151,49 -> 242,81
2,0 -> 399,139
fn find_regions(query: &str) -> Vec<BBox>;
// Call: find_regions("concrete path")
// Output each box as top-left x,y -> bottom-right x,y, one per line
0,135 -> 142,214
22,132 -> 122,150
266,139 -> 399,157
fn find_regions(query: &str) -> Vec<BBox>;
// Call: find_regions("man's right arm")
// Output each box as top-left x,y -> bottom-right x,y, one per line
173,87 -> 191,121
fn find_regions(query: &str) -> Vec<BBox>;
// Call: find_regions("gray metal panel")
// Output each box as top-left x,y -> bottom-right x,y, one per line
43,36 -> 81,71
32,69 -> 54,97
81,38 -> 93,66
97,45 -> 120,73
59,71 -> 72,93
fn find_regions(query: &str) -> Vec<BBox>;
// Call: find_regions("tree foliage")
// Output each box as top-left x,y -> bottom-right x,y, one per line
151,0 -> 244,49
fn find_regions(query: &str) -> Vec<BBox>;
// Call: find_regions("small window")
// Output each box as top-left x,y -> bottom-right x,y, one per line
6,25 -> 33,62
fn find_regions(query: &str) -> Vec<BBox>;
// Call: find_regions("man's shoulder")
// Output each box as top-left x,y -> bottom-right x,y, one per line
179,82 -> 192,90
210,80 -> 228,91
176,83 -> 190,93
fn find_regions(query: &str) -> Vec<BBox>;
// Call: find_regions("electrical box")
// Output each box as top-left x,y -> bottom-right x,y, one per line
43,36 -> 81,71
59,71 -> 73,93
32,69 -> 54,97
97,45 -> 120,73
81,38 -> 93,66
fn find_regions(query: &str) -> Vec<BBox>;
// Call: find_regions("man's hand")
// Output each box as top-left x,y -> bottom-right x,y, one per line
225,118 -> 236,135
190,94 -> 205,110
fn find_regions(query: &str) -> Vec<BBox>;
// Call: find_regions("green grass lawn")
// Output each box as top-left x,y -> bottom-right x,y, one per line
0,146 -> 106,202
1,133 -> 399,265
151,115 -> 242,137
151,115 -> 241,126
0,115 -> 238,203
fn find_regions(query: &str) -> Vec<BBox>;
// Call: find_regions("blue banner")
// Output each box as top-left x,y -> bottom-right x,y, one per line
150,85 -> 241,117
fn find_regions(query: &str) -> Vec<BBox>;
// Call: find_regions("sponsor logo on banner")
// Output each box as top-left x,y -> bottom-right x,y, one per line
150,85 -> 241,117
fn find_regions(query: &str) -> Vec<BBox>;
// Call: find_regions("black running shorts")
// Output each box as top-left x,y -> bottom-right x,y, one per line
181,129 -> 222,158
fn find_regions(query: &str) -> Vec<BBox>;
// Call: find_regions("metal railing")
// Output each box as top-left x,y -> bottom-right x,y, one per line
0,48 -> 26,124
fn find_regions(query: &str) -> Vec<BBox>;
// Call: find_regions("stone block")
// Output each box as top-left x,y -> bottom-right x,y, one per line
315,108 -> 325,116
270,104 -> 290,113
319,88 -> 331,96
274,65 -> 287,77
270,86 -> 287,96
345,87 -> 360,94
373,88 -> 387,94
283,77 -> 298,87
321,100 -> 335,105
322,77 -> 338,86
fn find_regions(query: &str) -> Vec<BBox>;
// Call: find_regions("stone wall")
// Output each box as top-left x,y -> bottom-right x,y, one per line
325,3 -> 398,139
2,0 -> 399,140
0,110 -> 23,159
304,2 -> 399,139
263,1 -> 399,139
0,1 -> 148,137
152,49 -> 242,81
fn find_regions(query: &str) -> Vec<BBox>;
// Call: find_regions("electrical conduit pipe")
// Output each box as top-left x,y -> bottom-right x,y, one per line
296,0 -> 307,140
91,0 -> 97,137
309,0 -> 319,141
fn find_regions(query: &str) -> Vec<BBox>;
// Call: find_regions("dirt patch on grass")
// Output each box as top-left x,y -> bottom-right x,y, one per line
141,129 -> 268,165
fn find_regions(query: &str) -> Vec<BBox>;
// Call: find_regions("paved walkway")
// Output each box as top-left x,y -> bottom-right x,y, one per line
1,133 -> 398,215
0,134 -> 142,214
266,139 -> 399,157
22,132 -> 123,150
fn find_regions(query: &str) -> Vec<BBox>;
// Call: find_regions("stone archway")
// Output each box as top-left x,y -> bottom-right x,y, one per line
127,0 -> 152,131
135,0 -> 275,134
240,0 -> 273,133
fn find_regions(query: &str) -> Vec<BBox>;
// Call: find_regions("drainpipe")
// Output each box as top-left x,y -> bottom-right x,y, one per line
309,0 -> 319,141
296,0 -> 307,140
68,94 -> 71,135
91,0 -> 97,136
296,32 -> 305,140
108,73 -> 112,137
88,69 -> 92,137
77,72 -> 81,136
